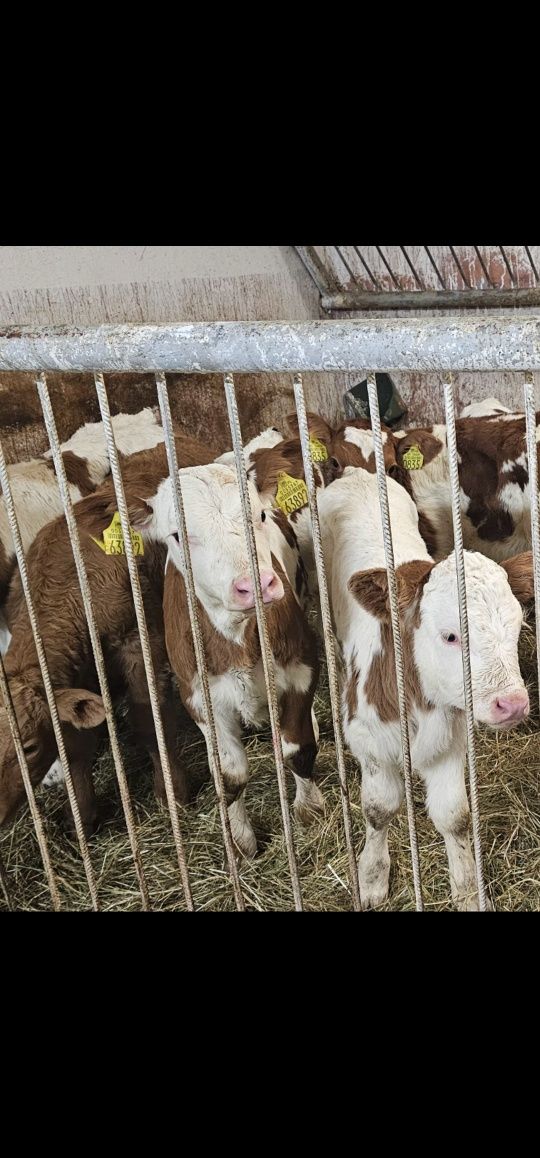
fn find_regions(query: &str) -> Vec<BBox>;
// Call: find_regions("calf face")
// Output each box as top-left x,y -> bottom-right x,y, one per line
0,682 -> 106,826
350,550 -> 532,728
138,464 -> 284,618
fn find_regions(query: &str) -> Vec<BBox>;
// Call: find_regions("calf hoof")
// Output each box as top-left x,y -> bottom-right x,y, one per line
62,802 -> 100,841
229,800 -> 257,859
358,856 -> 390,911
293,781 -> 325,826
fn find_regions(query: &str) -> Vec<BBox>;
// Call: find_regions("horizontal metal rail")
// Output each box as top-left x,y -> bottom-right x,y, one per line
3,317 -> 540,371
322,288 -> 540,312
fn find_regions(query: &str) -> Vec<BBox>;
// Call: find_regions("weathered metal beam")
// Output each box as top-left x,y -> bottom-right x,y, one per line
3,317 -> 540,372
322,288 -> 540,312
294,246 -> 342,296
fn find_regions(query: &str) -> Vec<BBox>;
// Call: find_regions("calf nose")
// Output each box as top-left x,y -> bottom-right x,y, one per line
232,570 -> 284,609
493,690 -> 530,725
260,570 -> 284,604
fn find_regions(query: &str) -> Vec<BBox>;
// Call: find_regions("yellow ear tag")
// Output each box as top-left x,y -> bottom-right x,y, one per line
91,511 -> 145,556
275,473 -> 308,516
309,435 -> 328,463
402,445 -> 424,470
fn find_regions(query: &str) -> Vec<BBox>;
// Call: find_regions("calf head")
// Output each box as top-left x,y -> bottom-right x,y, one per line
0,681 -> 106,826
349,550 -> 532,728
134,463 -> 285,627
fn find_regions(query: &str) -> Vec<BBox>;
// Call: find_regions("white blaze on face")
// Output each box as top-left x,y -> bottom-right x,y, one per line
145,464 -> 284,632
415,552 -> 528,726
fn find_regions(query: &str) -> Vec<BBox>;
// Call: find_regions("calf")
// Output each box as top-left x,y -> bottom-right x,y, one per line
0,407 -> 165,611
137,463 -> 323,858
318,466 -> 533,911
0,435 -> 215,833
460,397 -> 511,418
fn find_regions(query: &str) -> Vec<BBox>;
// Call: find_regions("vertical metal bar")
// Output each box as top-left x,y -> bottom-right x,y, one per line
0,845 -> 12,909
353,248 -> 382,291
523,376 -> 540,692
366,375 -> 424,911
37,374 -> 151,911
94,372 -> 194,911
399,246 -> 425,290
443,377 -> 487,911
293,376 -> 362,912
335,246 -> 359,287
294,246 -> 341,296
525,245 -> 539,285
155,373 -> 246,911
0,439 -> 99,909
223,373 -> 303,912
0,652 -> 61,910
424,246 -> 447,289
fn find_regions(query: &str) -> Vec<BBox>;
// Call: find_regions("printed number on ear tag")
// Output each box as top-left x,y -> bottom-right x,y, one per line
402,445 -> 424,470
91,511 -> 145,556
275,473 -> 308,516
309,436 -> 328,462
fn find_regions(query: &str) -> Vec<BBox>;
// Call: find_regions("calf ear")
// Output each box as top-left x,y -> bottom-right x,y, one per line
348,569 -> 391,619
396,560 -> 434,609
55,689 -> 106,729
500,552 -> 535,604
129,498 -> 154,529
285,411 -> 334,444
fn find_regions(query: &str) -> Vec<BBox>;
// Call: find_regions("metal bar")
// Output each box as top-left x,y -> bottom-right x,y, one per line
37,374 -> 151,911
294,246 -> 341,296
0,651 -> 61,910
399,246 -> 425,290
223,373 -> 303,912
449,245 -> 471,289
375,246 -> 402,289
525,245 -> 539,284
293,376 -> 362,912
424,246 -> 447,289
7,317 -> 540,371
523,376 -> 540,694
443,378 -> 487,912
0,845 -> 12,909
155,373 -> 246,911
499,245 -> 516,285
0,439 -> 99,909
93,372 -> 194,911
366,375 -> 424,911
474,245 -> 494,288
335,246 -> 360,287
322,288 -> 540,313
353,247 -> 382,290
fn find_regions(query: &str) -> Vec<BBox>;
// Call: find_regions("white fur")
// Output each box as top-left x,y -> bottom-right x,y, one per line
214,427 -> 284,467
318,467 -> 528,911
0,610 -> 11,657
46,407 -> 164,486
460,397 -> 511,418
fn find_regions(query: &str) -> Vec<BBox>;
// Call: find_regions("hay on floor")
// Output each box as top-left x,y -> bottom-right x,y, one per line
1,621 -> 539,912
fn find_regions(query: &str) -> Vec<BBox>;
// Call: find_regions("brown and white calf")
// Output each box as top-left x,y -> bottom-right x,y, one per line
460,396 -> 511,418
318,466 -> 533,911
0,408 -> 166,624
0,435 -> 215,833
138,462 -> 323,858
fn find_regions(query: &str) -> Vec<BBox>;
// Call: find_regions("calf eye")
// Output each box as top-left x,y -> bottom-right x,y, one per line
442,631 -> 460,644
261,511 -> 266,523
172,532 -> 180,543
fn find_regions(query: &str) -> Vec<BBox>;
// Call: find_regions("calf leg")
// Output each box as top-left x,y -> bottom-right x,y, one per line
358,760 -> 404,910
420,757 -> 481,911
279,688 -> 324,825
121,633 -> 188,806
197,715 -> 256,859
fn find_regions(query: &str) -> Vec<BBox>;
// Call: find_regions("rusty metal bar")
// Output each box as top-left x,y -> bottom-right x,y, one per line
6,317 -> 540,371
335,246 -> 359,287
155,373 -> 246,911
375,246 -> 402,289
523,376 -> 540,694
294,246 -> 341,296
94,372 -> 194,911
443,377 -> 488,911
322,288 -> 540,312
0,439 -> 99,909
293,375 -> 362,912
399,246 -> 425,290
424,246 -> 447,289
37,374 -> 151,911
367,374 -> 424,911
525,246 -> 539,284
449,245 -> 471,289
224,373 -> 303,911
473,245 -> 495,288
353,247 -> 382,290
499,245 -> 516,285
0,651 -> 61,909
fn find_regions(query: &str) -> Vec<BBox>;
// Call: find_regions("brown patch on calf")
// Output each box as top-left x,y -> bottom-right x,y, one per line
348,561 -> 435,722
45,451 -> 96,497
500,551 -> 535,604
285,411 -> 334,446
396,428 -> 444,469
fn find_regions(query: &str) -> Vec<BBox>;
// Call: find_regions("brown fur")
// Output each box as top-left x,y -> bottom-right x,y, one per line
0,434 -> 213,830
395,428 -> 444,469
45,451 -> 96,497
500,551 -> 535,604
348,561 -> 435,723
